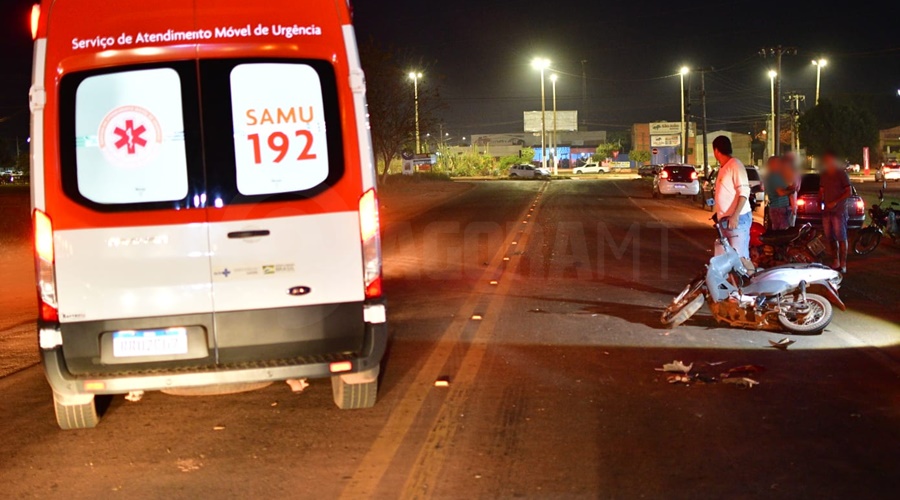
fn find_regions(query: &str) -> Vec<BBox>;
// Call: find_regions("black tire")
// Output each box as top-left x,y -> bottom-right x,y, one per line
573,170 -> 582,175
852,227 -> 882,255
661,278 -> 706,327
53,392 -> 99,430
778,293 -> 833,334
332,376 -> 378,409
509,173 -> 518,178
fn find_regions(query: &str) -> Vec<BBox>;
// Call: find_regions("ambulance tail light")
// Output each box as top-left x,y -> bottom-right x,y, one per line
30,4 -> 40,40
359,189 -> 382,299
34,209 -> 58,323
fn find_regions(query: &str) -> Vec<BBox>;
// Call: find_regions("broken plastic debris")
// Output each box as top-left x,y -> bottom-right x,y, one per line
124,391 -> 144,402
721,377 -> 759,388
655,360 -> 693,374
286,378 -> 310,393
503,257 -> 510,261
667,374 -> 692,384
471,314 -> 483,320
489,280 -> 498,285
434,376 -> 450,387
768,338 -> 795,350
213,425 -> 225,431
271,402 -> 278,407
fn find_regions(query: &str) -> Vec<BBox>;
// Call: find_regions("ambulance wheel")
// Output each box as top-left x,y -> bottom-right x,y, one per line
53,392 -> 100,430
332,375 -> 378,410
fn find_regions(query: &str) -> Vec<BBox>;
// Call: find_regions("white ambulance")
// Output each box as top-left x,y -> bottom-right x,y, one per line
29,0 -> 386,429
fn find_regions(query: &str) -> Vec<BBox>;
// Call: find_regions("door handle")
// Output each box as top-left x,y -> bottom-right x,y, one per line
227,230 -> 270,239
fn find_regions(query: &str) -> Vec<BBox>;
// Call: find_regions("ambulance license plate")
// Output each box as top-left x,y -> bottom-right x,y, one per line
112,328 -> 188,358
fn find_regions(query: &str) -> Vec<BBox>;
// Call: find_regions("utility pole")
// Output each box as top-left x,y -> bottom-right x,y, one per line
581,60 -> 588,130
761,46 -> 797,156
695,67 -> 713,176
785,92 -> 805,154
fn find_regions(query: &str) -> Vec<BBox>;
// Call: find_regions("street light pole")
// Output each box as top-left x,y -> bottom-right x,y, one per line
812,58 -> 827,105
408,71 -> 422,154
679,67 -> 689,163
768,70 -> 777,159
551,73 -> 558,176
532,58 -> 550,170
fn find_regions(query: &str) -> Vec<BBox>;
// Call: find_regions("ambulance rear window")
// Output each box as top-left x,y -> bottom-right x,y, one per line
58,59 -> 343,211
59,62 -> 203,212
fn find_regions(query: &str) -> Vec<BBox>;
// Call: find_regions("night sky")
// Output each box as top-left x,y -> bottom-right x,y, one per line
2,0 -> 899,142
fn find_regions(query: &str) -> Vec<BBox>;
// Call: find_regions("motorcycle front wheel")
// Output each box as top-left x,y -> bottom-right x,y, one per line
852,227 -> 882,256
661,278 -> 705,327
777,293 -> 833,334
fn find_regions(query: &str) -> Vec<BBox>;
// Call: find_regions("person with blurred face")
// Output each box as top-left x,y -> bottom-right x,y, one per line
819,151 -> 851,273
764,156 -> 793,230
712,136 -> 751,258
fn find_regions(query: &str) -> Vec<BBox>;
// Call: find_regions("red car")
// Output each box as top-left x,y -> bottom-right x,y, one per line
795,174 -> 866,230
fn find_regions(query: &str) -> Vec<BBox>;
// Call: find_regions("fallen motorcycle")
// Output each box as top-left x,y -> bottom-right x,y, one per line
749,221 -> 827,268
662,215 -> 844,334
852,184 -> 898,255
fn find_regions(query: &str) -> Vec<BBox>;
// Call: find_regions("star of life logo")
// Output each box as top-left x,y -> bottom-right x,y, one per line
98,105 -> 162,167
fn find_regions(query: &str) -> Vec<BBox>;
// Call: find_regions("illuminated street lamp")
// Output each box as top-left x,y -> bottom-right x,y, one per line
679,66 -> 689,163
768,70 -> 777,158
532,57 -> 551,169
550,73 -> 558,175
812,58 -> 827,105
408,71 -> 423,153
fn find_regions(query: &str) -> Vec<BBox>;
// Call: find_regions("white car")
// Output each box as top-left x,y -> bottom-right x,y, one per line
509,164 -> 551,179
652,164 -> 700,197
572,162 -> 610,175
875,162 -> 900,182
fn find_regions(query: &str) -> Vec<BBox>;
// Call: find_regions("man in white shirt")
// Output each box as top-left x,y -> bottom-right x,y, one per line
712,136 -> 752,258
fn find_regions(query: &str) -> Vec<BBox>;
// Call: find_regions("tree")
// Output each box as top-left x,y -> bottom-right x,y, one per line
629,149 -> 651,165
607,130 -> 632,152
359,40 -> 441,182
799,99 -> 879,163
594,142 -> 619,161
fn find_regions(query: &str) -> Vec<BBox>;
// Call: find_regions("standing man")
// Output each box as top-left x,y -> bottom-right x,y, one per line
712,136 -> 752,258
819,151 -> 852,273
764,156 -> 794,230
782,152 -> 802,226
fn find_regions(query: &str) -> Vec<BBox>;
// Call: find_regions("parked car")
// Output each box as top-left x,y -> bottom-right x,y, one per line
638,164 -> 660,177
652,164 -> 700,198
698,165 -> 766,211
509,164 -> 551,179
875,161 -> 900,182
572,162 -> 610,175
795,173 -> 866,230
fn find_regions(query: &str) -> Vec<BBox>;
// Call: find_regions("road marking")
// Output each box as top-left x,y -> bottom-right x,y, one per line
339,182 -> 549,499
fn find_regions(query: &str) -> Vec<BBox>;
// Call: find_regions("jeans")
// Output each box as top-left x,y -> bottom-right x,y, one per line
715,212 -> 752,259
769,206 -> 793,230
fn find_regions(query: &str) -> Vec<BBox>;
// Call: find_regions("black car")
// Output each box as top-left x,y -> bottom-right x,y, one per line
638,164 -> 660,177
794,173 -> 866,230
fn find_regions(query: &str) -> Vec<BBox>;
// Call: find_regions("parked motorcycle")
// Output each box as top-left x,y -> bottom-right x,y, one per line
662,215 -> 844,334
749,221 -> 827,268
852,184 -> 898,255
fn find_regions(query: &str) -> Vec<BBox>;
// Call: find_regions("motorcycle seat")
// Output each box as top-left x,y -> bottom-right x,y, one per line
759,226 -> 804,246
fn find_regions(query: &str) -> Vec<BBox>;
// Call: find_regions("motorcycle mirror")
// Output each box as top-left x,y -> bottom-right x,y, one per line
706,198 -> 715,207
711,213 -> 719,223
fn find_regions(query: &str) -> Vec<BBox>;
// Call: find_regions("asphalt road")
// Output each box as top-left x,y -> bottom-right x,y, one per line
1,179 -> 899,499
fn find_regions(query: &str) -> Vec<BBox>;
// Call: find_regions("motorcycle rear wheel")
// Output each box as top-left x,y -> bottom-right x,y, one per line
852,228 -> 881,256
661,278 -> 705,327
777,293 -> 833,334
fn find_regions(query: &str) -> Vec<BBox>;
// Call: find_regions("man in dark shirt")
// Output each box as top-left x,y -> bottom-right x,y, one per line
819,151 -> 852,273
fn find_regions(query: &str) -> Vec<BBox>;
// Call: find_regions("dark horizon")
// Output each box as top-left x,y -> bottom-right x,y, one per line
2,0 -> 899,142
